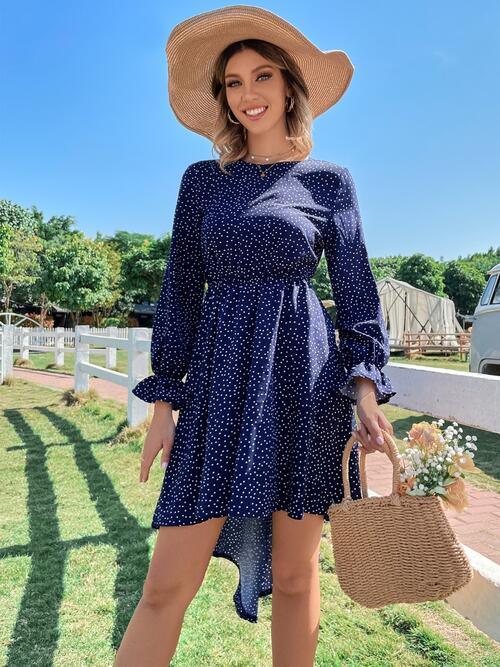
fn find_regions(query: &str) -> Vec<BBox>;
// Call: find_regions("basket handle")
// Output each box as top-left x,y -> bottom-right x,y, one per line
341,427 -> 405,500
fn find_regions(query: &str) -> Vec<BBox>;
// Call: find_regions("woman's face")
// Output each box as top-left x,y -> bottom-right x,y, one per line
224,48 -> 290,135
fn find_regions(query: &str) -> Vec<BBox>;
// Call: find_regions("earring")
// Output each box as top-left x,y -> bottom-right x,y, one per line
227,109 -> 241,124
285,95 -> 295,113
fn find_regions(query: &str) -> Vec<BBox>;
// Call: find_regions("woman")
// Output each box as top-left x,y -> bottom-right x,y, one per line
114,6 -> 396,666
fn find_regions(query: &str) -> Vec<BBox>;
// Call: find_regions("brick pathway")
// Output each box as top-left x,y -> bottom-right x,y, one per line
12,367 -> 500,565
13,367 -> 129,403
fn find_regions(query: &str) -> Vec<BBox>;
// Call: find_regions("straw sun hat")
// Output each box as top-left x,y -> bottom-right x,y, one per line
166,5 -> 355,140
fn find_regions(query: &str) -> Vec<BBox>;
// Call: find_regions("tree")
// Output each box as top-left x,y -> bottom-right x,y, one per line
0,199 -> 37,233
91,241 -> 122,326
116,235 -> 172,309
397,253 -> 446,296
443,260 -> 487,315
44,235 -> 114,325
23,213 -> 84,326
370,255 -> 405,281
311,254 -> 332,301
0,200 -> 42,311
461,246 -> 500,278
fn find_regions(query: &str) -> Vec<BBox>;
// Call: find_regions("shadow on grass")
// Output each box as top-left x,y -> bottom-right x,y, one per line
1,406 -> 151,666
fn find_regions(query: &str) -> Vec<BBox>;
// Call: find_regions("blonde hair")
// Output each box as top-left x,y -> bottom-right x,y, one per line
210,39 -> 313,175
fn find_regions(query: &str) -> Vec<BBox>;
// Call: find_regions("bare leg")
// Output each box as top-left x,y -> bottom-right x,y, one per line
113,516 -> 227,667
271,511 -> 324,667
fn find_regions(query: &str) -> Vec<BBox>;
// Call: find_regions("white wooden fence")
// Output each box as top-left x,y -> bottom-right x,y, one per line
1,324 -> 151,426
0,327 -> 3,384
0,325 -> 14,385
12,325 -> 128,366
74,325 -> 151,427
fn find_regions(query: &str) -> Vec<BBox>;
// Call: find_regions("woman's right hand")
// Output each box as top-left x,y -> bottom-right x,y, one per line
139,402 -> 176,483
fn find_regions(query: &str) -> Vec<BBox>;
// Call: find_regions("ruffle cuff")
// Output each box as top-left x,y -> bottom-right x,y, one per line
131,375 -> 186,411
338,361 -> 396,406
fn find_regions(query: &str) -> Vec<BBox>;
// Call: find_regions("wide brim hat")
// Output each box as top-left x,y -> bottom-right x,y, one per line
166,5 -> 354,141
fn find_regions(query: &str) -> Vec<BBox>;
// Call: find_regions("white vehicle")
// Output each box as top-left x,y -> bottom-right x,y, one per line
469,262 -> 500,376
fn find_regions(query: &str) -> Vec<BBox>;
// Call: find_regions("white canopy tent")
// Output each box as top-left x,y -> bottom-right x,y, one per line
376,277 -> 463,349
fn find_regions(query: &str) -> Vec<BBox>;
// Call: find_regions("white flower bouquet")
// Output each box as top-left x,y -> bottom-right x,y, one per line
396,419 -> 480,512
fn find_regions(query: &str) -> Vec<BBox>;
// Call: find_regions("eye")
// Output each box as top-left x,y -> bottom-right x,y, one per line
226,72 -> 273,88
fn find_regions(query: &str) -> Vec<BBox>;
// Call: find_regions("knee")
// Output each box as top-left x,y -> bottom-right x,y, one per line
272,562 -> 316,596
141,574 -> 201,610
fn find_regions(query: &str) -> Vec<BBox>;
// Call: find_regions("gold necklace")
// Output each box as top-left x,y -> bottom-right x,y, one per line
249,146 -> 295,161
254,162 -> 280,178
246,147 -> 298,178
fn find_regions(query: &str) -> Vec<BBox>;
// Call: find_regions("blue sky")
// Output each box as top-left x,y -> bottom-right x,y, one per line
1,1 -> 498,261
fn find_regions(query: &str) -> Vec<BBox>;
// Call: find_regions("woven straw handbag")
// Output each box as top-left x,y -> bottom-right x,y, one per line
327,428 -> 474,608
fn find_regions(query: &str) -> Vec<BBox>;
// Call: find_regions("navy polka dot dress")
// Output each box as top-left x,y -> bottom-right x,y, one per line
132,157 -> 396,623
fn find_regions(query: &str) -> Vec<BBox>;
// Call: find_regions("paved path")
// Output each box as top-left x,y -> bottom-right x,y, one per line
13,367 -> 130,403
12,366 -> 500,565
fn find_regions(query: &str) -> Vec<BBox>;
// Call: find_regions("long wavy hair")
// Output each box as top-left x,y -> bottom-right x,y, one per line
210,39 -> 313,175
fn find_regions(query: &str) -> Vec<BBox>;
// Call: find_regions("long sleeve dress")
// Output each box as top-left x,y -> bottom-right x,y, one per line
132,157 -> 396,623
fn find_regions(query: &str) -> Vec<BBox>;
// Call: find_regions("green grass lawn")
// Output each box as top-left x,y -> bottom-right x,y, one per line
1,379 -> 500,666
13,348 -> 130,376
391,353 -> 470,373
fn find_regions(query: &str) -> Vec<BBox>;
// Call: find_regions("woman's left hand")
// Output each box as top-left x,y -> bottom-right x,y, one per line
354,388 -> 393,454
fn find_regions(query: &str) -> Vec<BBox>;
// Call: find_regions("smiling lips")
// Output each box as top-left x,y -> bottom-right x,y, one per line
243,105 -> 268,120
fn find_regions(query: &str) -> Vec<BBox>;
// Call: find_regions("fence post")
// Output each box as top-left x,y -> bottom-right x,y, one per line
74,324 -> 90,392
20,327 -> 30,361
106,326 -> 118,369
128,327 -> 150,427
3,324 -> 14,379
0,328 -> 5,383
55,327 -> 65,367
